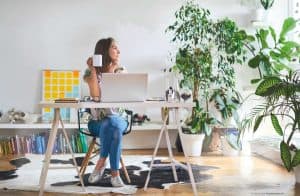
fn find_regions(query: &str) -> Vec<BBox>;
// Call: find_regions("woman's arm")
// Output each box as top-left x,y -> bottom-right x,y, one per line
83,57 -> 101,101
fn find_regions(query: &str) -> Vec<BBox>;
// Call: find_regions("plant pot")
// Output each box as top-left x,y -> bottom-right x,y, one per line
221,128 -> 241,156
202,127 -> 223,152
291,151 -> 300,183
180,132 -> 205,156
220,136 -> 239,156
251,8 -> 269,24
294,165 -> 300,183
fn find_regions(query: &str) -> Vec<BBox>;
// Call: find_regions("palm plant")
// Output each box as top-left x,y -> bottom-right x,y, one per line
241,70 -> 300,171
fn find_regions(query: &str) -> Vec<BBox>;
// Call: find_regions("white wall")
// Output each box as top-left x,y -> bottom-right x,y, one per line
0,0 -> 289,117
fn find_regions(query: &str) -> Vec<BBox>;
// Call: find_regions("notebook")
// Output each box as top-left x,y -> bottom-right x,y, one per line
101,73 -> 148,102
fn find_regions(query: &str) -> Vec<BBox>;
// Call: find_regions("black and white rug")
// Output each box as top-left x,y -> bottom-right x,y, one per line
0,154 -> 218,194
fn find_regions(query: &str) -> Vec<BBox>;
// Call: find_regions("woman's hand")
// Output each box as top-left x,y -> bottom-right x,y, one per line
86,57 -> 94,70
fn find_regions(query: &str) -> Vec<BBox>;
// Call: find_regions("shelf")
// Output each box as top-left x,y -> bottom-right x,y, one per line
0,122 -> 178,131
0,123 -> 81,129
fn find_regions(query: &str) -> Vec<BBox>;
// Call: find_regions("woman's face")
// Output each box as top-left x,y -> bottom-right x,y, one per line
108,41 -> 120,63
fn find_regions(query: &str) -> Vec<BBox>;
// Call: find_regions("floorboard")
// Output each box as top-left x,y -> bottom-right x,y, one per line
1,149 -> 299,195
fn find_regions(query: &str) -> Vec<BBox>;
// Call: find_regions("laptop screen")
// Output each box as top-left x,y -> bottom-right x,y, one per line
100,73 -> 148,102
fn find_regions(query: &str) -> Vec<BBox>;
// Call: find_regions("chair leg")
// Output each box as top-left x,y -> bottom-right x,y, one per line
80,138 -> 97,177
120,156 -> 131,183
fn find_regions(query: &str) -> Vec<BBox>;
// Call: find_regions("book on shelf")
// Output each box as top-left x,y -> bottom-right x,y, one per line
0,131 -> 89,155
54,98 -> 79,103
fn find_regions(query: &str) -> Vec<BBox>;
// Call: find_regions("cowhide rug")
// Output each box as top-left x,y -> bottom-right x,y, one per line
0,154 -> 218,194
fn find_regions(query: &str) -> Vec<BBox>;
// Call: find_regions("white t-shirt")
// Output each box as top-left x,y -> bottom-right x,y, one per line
90,67 -> 127,120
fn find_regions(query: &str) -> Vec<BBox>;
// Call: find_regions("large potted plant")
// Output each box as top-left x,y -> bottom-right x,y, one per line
166,0 -> 252,156
242,70 -> 300,178
240,17 -> 300,180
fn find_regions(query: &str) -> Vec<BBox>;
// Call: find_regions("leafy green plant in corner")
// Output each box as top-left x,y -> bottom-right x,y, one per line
246,17 -> 300,81
241,70 -> 300,171
166,0 -> 252,135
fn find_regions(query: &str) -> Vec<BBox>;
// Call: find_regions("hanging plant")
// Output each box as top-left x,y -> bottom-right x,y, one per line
260,0 -> 274,10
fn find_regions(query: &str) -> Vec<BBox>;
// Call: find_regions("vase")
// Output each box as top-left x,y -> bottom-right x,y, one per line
180,132 -> 205,156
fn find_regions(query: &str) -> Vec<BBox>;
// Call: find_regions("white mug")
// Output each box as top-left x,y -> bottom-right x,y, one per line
92,54 -> 102,67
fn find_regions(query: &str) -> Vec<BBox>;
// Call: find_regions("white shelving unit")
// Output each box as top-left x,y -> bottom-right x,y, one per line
0,122 -> 179,149
0,122 -> 178,131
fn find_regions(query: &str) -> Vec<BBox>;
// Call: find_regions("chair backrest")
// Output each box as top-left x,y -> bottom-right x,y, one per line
77,108 -> 94,137
77,108 -> 133,136
123,109 -> 133,135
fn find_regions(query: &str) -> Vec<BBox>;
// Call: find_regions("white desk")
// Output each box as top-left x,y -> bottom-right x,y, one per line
38,101 -> 197,196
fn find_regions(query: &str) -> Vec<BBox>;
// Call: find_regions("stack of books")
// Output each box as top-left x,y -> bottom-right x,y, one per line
54,98 -> 79,103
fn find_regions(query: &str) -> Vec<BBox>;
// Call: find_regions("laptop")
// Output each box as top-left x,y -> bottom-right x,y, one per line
101,73 -> 148,102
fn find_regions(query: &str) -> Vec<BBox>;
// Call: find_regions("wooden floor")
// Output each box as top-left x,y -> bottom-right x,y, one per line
1,149 -> 300,196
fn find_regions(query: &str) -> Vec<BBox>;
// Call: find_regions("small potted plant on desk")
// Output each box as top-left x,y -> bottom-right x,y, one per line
166,0 -> 252,156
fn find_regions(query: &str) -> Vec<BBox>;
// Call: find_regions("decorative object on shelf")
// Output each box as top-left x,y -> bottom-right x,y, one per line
132,113 -> 150,125
180,87 -> 192,102
54,98 -> 80,103
0,108 -> 26,124
163,67 -> 180,102
165,86 -> 180,102
23,113 -> 41,124
42,70 -> 81,122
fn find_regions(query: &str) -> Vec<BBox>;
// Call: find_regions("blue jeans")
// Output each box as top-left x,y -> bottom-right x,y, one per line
87,115 -> 128,171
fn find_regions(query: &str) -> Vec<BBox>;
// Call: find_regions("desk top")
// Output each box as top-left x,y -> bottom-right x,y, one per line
39,101 -> 194,108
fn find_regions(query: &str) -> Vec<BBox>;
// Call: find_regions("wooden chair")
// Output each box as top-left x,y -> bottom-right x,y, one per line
77,108 -> 133,184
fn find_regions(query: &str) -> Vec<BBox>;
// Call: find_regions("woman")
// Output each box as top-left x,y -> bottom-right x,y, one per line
84,37 -> 127,187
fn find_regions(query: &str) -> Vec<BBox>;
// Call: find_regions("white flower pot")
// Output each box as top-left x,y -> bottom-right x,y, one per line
294,165 -> 300,183
251,8 -> 269,25
180,133 -> 205,156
